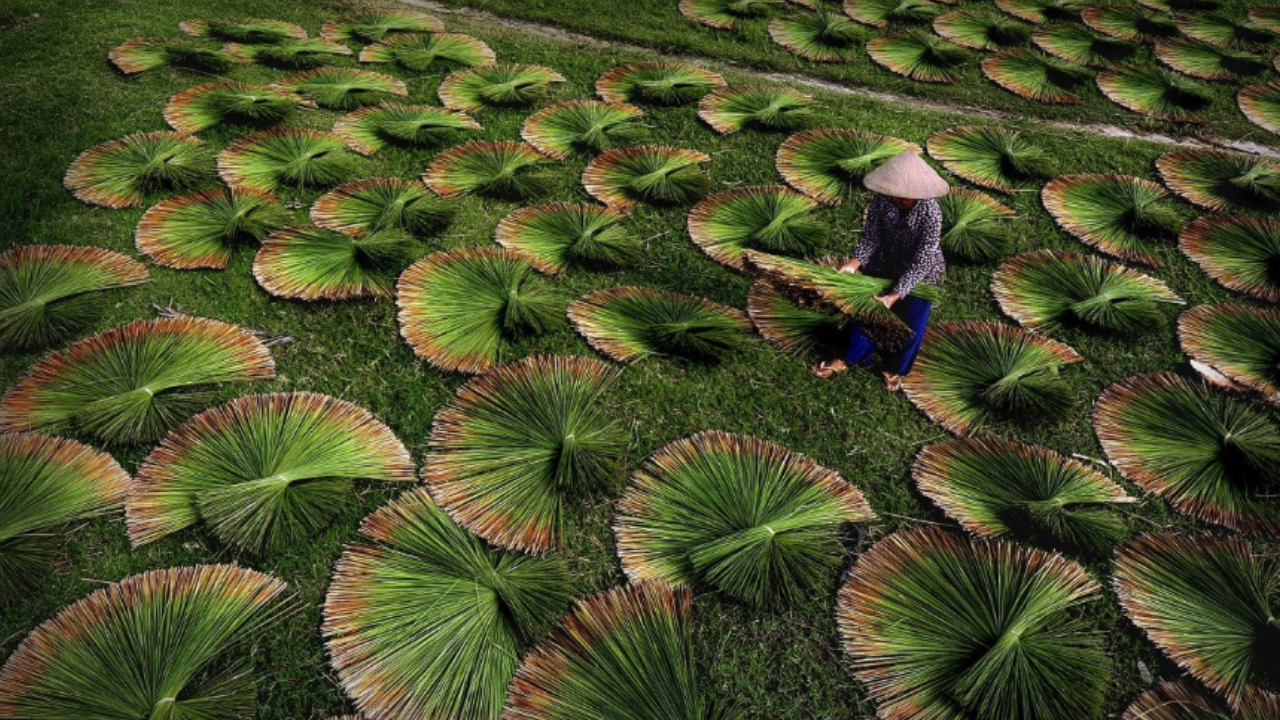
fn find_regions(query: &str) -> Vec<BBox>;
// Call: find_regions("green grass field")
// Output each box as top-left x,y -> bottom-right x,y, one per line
0,0 -> 1274,717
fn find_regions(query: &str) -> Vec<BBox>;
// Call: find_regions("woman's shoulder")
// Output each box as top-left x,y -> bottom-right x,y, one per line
866,194 -> 892,218
918,198 -> 943,222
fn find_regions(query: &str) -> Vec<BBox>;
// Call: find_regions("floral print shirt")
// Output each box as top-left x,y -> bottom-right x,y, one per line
851,194 -> 945,297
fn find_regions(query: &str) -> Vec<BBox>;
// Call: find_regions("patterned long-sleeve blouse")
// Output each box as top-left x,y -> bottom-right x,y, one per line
851,194 -> 945,297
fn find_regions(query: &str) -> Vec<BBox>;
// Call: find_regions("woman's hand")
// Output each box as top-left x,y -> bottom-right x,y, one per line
875,292 -> 900,308
839,259 -> 861,274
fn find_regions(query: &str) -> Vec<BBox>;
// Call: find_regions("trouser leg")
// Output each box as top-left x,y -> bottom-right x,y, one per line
842,325 -> 876,366
887,297 -> 932,376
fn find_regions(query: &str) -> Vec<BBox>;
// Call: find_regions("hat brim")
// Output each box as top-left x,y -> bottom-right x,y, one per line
863,151 -> 952,199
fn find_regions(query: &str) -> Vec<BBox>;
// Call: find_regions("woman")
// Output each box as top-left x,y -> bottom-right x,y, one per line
812,151 -> 948,391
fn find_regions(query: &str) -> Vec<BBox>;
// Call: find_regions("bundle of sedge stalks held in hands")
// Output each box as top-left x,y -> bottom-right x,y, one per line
743,249 -> 941,349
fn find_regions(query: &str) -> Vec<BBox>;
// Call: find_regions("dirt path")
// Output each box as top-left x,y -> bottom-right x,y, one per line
395,0 -> 1280,159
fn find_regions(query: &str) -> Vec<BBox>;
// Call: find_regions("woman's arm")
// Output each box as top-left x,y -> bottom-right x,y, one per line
890,202 -> 943,297
848,196 -> 885,268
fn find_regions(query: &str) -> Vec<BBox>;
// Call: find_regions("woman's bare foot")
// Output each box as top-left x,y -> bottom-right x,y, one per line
812,359 -> 848,378
882,372 -> 903,391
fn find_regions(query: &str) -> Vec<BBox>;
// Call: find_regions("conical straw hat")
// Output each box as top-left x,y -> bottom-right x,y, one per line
864,151 -> 950,199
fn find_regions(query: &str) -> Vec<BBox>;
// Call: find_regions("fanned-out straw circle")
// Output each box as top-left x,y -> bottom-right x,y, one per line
582,145 -> 712,212
1031,23 -> 1139,68
902,320 -> 1084,435
127,391 -> 415,553
109,37 -> 241,75
180,17 -> 305,41
844,0 -> 943,28
913,436 -> 1134,552
218,128 -> 358,194
135,188 -> 290,270
1252,6 -> 1280,33
422,140 -> 553,200
437,64 -> 566,112
1095,372 -> 1280,533
1176,11 -> 1278,50
323,489 -> 572,720
253,226 -> 415,301
0,565 -> 289,719
866,31 -> 970,84
1156,148 -> 1280,214
494,203 -> 637,275
568,286 -> 751,363
1155,38 -> 1269,82
319,9 -> 444,43
991,249 -> 1183,333
1042,173 -> 1182,266
271,67 -> 408,110
0,245 -> 149,351
0,314 -> 275,444
64,131 -> 211,209
1179,214 -> 1280,303
333,103 -> 481,155
995,0 -> 1089,24
687,185 -> 825,271
505,582 -> 705,719
1239,82 -> 1280,136
1096,68 -> 1214,123
311,178 -> 455,238
396,247 -> 560,374
1178,302 -> 1280,402
179,18 -> 307,42
223,38 -> 351,68
981,48 -> 1091,104
927,125 -> 1052,194
163,81 -> 304,135
520,100 -> 645,159
357,32 -> 496,71
1114,533 -> 1280,709
680,0 -> 784,30
933,9 -> 1032,51
768,12 -> 864,62
697,85 -> 816,135
0,432 -> 130,598
1123,681 -> 1280,720
937,187 -> 1017,262
595,61 -> 726,105
424,354 -> 624,553
1081,6 -> 1179,44
838,528 -> 1107,720
615,430 -> 875,607
745,278 -> 850,357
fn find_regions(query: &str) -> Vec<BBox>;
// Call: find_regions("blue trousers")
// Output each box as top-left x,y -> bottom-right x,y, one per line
842,297 -> 932,377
